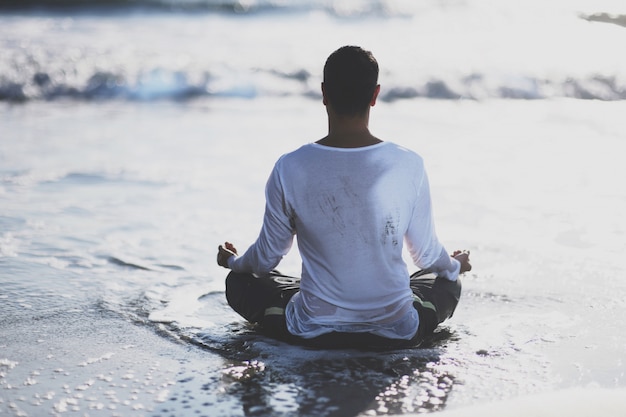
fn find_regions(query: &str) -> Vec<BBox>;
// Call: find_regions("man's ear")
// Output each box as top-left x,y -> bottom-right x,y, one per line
321,82 -> 328,106
370,85 -> 381,107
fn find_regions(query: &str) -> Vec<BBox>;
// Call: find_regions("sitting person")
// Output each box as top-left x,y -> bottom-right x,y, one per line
217,45 -> 471,348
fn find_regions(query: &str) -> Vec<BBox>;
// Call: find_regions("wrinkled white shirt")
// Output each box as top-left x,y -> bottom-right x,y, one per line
229,142 -> 459,339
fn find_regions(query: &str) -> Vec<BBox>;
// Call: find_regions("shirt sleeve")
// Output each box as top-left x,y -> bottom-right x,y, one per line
229,160 -> 295,276
404,169 -> 460,281
425,247 -> 461,281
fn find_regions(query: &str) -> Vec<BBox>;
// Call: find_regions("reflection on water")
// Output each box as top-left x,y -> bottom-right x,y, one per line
164,327 -> 458,417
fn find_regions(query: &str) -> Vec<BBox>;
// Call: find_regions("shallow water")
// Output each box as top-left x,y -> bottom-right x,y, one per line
2,97 -> 626,416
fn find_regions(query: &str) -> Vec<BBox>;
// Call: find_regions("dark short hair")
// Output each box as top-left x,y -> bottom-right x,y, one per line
323,46 -> 379,116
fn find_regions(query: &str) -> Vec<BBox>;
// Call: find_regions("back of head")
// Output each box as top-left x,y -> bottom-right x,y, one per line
323,46 -> 379,117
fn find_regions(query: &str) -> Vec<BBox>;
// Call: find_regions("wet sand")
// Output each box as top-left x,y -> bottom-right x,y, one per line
0,307 -> 230,416
4,307 -> 626,417
0,303 -> 458,416
434,387 -> 626,417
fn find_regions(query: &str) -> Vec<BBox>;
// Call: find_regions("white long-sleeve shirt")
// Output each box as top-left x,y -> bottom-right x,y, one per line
229,142 -> 459,339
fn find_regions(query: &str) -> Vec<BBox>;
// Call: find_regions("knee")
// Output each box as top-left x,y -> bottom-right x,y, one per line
453,276 -> 462,299
225,271 -> 251,308
224,270 -> 237,289
225,271 -> 237,296
434,276 -> 462,300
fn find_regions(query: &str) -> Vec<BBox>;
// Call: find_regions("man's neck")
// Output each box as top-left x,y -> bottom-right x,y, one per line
316,112 -> 382,148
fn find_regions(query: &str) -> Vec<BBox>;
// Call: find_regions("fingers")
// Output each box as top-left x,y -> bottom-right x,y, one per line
225,242 -> 237,254
218,242 -> 236,253
451,249 -> 472,274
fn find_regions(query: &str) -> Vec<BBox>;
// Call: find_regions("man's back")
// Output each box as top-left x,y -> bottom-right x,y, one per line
269,142 -> 445,338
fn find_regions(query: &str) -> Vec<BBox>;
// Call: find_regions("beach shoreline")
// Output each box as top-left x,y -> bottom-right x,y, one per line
0,303 -> 231,416
3,301 -> 626,417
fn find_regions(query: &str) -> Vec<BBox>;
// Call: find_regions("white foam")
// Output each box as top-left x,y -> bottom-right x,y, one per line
0,359 -> 18,369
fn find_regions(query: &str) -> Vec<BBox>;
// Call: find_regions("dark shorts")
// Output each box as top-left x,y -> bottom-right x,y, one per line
225,270 -> 461,349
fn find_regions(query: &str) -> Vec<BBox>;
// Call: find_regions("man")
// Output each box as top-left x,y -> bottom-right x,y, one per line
217,46 -> 471,348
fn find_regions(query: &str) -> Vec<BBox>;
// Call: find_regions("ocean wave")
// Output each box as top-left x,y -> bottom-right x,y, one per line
3,0 -> 625,104
2,67 -> 626,102
0,0 -> 283,13
0,0 -> 410,16
581,12 -> 626,29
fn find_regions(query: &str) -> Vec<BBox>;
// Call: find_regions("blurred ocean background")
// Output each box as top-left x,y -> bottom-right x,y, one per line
1,0 -> 626,103
1,1 -> 626,416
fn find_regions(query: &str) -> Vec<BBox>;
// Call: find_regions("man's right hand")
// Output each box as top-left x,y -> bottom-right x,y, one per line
452,250 -> 472,274
217,242 -> 238,268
